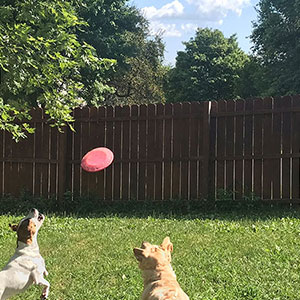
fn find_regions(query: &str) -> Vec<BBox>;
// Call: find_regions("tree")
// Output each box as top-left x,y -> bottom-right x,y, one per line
237,55 -> 268,98
75,0 -> 147,72
75,0 -> 167,105
0,0 -> 115,140
251,0 -> 300,95
165,28 -> 249,102
105,34 -> 167,105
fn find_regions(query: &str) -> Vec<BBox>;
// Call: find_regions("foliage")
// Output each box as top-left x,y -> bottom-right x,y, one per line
1,209 -> 300,299
0,102 -> 35,140
251,0 -> 300,96
237,55 -> 268,98
0,0 -> 115,140
75,0 -> 147,72
75,0 -> 167,105
165,28 -> 249,102
105,35 -> 168,105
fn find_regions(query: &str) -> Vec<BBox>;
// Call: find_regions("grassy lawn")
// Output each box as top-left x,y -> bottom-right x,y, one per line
1,207 -> 300,300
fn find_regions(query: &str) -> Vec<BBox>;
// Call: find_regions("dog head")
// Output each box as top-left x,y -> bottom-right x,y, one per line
9,208 -> 45,245
133,237 -> 173,270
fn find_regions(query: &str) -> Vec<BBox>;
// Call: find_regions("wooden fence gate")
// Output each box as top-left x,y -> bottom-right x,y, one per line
1,95 -> 300,203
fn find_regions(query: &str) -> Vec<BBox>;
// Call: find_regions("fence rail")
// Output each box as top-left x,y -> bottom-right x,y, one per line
1,95 -> 300,203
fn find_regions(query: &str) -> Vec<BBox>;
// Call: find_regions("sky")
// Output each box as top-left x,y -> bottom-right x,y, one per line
129,0 -> 260,65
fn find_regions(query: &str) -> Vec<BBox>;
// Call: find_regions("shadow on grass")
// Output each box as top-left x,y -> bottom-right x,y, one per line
1,192 -> 300,221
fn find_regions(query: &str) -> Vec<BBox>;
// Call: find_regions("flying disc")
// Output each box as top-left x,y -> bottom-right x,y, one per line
81,147 -> 114,172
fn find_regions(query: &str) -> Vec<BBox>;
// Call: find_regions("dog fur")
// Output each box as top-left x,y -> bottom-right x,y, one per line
0,209 -> 50,300
134,237 -> 189,300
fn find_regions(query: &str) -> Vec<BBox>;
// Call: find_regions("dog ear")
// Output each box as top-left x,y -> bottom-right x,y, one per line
9,224 -> 18,231
141,241 -> 150,249
161,237 -> 173,252
133,248 -> 146,261
17,219 -> 35,245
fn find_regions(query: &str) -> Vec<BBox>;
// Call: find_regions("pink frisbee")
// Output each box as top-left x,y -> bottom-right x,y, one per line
81,147 -> 114,172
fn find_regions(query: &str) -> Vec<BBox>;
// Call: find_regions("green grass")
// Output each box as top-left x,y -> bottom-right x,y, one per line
1,208 -> 300,300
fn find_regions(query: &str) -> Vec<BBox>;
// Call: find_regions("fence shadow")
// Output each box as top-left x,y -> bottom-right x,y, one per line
1,193 -> 300,221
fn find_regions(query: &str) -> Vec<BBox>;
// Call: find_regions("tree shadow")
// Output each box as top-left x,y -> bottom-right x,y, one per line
71,200 -> 300,221
1,193 -> 300,221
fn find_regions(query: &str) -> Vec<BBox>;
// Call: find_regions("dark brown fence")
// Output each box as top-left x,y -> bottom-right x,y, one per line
1,95 -> 300,203
210,95 -> 300,202
66,102 -> 210,201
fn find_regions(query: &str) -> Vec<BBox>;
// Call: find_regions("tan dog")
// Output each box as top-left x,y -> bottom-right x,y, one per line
133,237 -> 189,300
0,209 -> 49,300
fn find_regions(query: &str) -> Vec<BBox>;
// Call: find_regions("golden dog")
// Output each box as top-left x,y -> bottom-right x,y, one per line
133,237 -> 189,300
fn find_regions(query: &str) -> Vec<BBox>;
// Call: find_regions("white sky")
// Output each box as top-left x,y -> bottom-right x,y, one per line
129,0 -> 259,65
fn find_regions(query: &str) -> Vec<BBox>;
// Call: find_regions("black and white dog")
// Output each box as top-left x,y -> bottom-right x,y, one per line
0,209 -> 50,300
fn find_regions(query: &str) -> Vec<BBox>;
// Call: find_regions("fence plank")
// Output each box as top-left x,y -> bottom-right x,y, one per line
163,103 -> 173,200
81,108 -> 91,196
216,100 -> 227,196
138,105 -> 147,200
146,104 -> 156,200
41,119 -> 50,197
253,98 -> 263,199
121,106 -> 130,201
105,106 -> 114,201
4,131 -> 12,195
33,109 -> 43,196
155,104 -> 164,201
272,97 -> 282,200
50,127 -> 58,196
113,106 -> 122,200
23,109 -> 38,195
234,100 -> 244,199
209,101 -> 218,199
200,101 -> 210,200
225,100 -> 235,198
262,97 -> 273,199
10,137 -> 22,196
58,131 -> 67,202
85,107 -> 99,195
292,95 -> 300,199
130,105 -> 139,200
73,109 -> 82,195
244,99 -> 254,197
172,103 -> 182,199
14,130 -> 34,196
0,130 -> 3,195
281,96 -> 292,199
190,102 -> 201,199
66,118 -> 73,194
96,107 -> 106,199
181,102 -> 191,200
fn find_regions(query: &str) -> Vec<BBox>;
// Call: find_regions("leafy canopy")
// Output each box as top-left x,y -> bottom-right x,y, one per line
165,28 -> 249,102
0,0 -> 115,140
75,0 -> 166,105
251,0 -> 300,95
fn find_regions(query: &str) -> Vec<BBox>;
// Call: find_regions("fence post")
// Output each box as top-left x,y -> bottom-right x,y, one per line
58,130 -> 68,206
201,101 -> 211,201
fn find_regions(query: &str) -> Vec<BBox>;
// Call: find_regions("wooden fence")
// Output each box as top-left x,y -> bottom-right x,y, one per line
1,95 -> 300,203
210,95 -> 300,202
